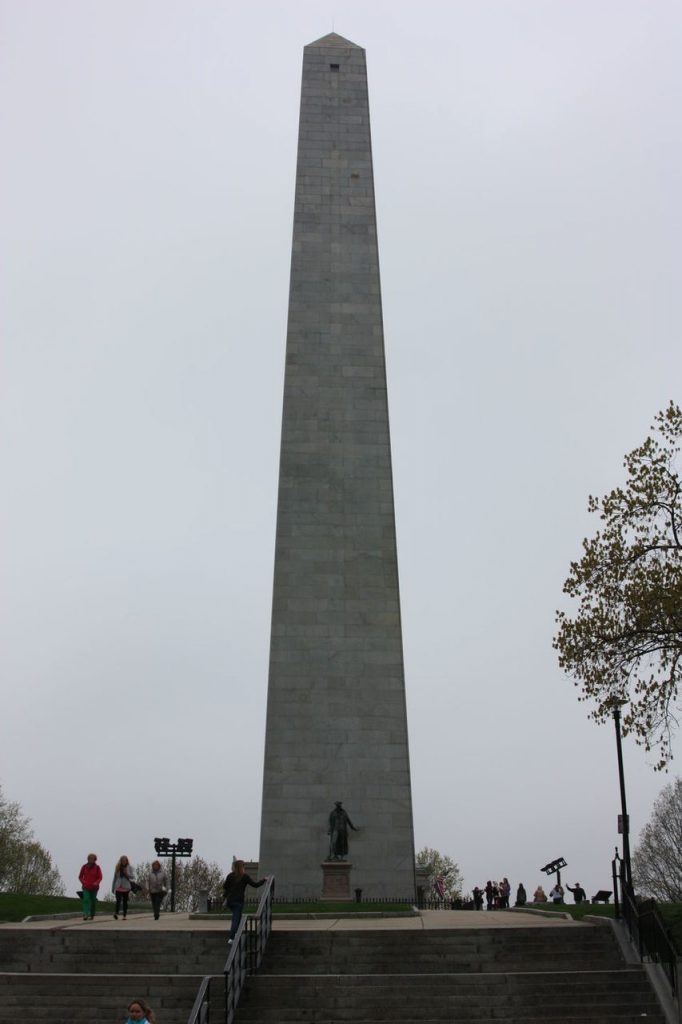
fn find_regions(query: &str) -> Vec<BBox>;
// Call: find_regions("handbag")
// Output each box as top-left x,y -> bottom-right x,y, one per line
129,879 -> 142,894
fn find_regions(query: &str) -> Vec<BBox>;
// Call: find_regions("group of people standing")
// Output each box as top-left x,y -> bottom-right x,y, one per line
469,876 -> 589,911
472,878 -> 513,910
532,882 -> 565,904
532,881 -> 587,905
78,854 -> 169,921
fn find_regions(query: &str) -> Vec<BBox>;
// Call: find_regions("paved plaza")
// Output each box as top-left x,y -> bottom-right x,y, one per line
0,908 -> 590,932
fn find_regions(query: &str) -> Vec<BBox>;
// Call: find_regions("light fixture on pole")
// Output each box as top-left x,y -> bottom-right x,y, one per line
541,857 -> 567,887
154,837 -> 194,912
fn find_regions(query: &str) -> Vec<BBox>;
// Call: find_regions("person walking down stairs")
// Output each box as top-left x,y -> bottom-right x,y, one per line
112,855 -> 137,920
222,859 -> 267,944
78,853 -> 102,920
148,860 -> 169,920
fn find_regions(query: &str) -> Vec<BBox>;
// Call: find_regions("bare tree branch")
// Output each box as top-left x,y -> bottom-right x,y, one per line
633,778 -> 682,900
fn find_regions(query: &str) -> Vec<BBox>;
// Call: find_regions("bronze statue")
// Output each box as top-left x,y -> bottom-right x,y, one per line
327,801 -> 358,860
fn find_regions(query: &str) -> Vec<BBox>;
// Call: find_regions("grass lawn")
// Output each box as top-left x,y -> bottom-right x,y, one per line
0,894 -> 141,923
246,901 -> 413,915
529,900 -> 682,953
523,902 -> 615,922
0,893 -> 413,922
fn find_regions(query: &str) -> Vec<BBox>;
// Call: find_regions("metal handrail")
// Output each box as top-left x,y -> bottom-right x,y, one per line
638,897 -> 678,997
187,976 -> 212,1024
246,875 -> 274,974
224,876 -> 275,1024
187,876 -> 275,1024
224,914 -> 249,1024
619,870 -> 679,1000
620,877 -> 642,958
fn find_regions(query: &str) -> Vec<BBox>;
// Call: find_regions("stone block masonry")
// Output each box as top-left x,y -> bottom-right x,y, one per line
258,33 -> 416,899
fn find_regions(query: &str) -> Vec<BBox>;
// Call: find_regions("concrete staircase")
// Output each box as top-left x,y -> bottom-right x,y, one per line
0,974 -> 213,1024
234,925 -> 666,1024
0,930 -> 227,1024
0,922 -> 667,1024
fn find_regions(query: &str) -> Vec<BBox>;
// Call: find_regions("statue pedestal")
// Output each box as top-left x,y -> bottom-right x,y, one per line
321,861 -> 353,901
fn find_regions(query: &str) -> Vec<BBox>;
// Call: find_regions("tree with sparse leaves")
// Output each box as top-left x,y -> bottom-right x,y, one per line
632,777 -> 682,900
0,785 -> 64,895
415,847 -> 462,900
6,841 -> 64,896
554,402 -> 682,770
134,856 -> 223,912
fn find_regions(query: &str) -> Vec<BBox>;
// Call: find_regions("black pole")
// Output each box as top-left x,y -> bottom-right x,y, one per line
613,705 -> 632,888
154,837 -> 192,914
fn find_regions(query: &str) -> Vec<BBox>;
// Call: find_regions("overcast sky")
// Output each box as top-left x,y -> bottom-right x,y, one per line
2,0 -> 681,902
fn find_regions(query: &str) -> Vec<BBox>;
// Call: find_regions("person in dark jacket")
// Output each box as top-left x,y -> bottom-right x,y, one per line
566,882 -> 587,904
78,853 -> 102,920
222,859 -> 267,943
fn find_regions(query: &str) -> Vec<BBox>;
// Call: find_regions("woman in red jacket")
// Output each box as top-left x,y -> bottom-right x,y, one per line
78,853 -> 103,920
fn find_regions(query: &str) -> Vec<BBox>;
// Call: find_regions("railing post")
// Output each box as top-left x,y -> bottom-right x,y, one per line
612,849 -> 621,920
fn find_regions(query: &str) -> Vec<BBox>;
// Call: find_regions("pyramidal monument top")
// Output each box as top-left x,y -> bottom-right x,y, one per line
306,31 -> 362,49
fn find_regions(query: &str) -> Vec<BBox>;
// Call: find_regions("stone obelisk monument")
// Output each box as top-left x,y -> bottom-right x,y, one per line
259,33 -> 415,899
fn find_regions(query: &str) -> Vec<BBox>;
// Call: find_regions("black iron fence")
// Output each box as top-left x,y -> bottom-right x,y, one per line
204,894 -> 474,912
205,894 -> 419,911
202,896 -> 488,912
417,898 -> 474,910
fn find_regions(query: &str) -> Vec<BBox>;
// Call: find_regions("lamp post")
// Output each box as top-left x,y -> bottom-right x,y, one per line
154,837 -> 194,912
612,704 -> 632,890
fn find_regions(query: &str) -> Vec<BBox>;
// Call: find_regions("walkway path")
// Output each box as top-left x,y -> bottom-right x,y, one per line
0,908 -> 585,932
